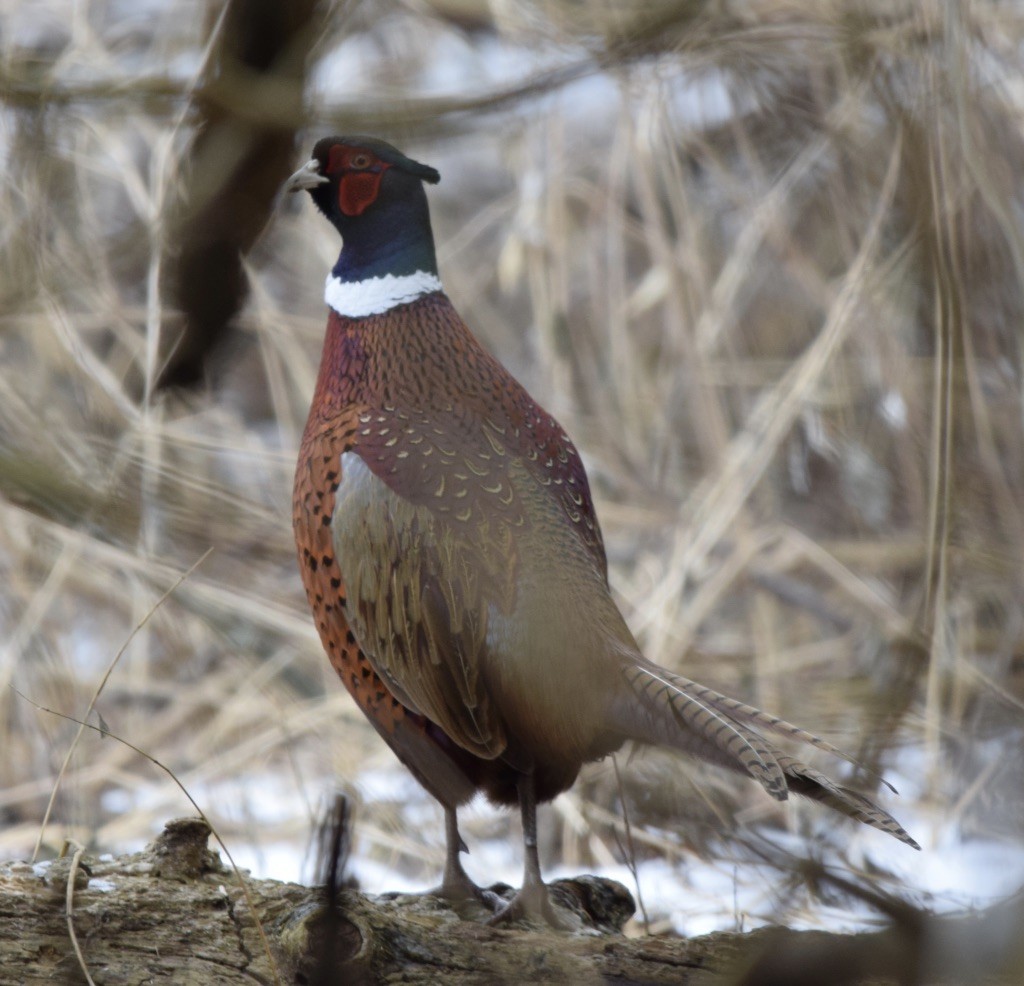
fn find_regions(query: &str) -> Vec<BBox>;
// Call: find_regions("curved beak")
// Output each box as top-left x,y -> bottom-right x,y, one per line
284,158 -> 329,193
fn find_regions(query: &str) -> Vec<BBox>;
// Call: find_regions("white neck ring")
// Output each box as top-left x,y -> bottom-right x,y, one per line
325,271 -> 443,318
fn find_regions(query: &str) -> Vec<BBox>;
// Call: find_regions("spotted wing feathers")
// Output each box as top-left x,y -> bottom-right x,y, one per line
333,452 -> 512,760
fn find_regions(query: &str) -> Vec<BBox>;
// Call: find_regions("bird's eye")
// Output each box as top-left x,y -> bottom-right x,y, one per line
349,152 -> 372,169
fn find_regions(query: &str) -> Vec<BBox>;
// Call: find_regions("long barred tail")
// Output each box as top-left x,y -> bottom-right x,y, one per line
616,662 -> 920,850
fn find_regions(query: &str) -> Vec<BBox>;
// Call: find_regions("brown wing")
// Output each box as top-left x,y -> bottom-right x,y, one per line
293,422 -> 488,808
332,448 -> 515,760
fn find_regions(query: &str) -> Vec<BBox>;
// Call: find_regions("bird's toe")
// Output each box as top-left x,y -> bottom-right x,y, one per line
485,881 -> 575,931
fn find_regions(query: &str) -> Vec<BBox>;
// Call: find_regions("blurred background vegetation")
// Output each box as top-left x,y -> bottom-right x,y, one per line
2,0 -> 1023,937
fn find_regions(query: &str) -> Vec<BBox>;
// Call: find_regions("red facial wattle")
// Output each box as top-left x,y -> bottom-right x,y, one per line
339,171 -> 386,216
325,144 -> 391,217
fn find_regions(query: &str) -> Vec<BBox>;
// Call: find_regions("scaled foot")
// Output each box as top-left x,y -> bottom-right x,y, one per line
485,880 -> 575,931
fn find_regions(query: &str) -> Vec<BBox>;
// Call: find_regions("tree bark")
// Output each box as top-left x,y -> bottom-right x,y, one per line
1,817 -> 1018,985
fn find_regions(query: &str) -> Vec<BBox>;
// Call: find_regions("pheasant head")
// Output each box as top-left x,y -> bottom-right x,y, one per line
285,136 -> 441,287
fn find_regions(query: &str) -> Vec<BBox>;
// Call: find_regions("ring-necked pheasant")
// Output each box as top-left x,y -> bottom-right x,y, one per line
286,136 -> 918,927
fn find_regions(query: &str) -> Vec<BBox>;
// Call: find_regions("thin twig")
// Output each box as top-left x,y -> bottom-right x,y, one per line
64,839 -> 96,986
13,688 -> 283,986
612,754 -> 650,933
32,548 -> 214,864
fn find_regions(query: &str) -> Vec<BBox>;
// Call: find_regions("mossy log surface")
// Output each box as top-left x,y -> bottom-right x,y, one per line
1,817 -> 1018,985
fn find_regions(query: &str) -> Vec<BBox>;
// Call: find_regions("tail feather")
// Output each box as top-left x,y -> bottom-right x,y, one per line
625,665 -> 788,799
618,662 -> 919,849
663,671 -> 898,795
775,754 -> 921,849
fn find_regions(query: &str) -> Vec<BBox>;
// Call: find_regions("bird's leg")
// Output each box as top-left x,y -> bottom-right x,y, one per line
487,772 -> 571,929
439,806 -> 474,897
429,806 -> 501,912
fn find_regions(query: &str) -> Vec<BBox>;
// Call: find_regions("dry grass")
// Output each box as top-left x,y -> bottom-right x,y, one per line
2,0 -> 1024,933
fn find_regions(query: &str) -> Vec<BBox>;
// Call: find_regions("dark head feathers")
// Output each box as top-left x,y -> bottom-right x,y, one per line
311,135 -> 440,185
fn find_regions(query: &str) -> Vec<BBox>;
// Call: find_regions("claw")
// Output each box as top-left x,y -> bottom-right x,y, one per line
428,871 -> 503,913
486,880 -> 574,930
